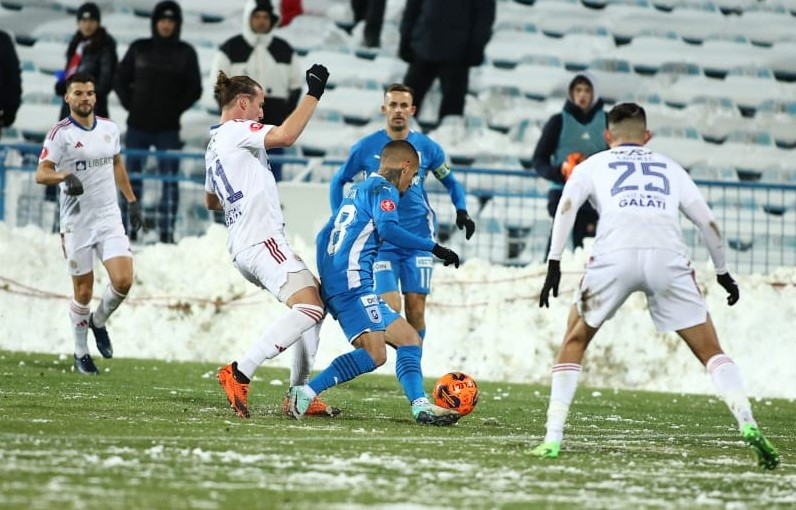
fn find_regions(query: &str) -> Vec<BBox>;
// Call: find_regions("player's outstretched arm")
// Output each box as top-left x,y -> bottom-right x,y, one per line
265,64 -> 329,149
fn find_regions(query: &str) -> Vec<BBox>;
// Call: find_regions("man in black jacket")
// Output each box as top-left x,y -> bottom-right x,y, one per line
531,72 -> 606,257
114,0 -> 202,244
399,0 -> 495,127
0,30 -> 21,140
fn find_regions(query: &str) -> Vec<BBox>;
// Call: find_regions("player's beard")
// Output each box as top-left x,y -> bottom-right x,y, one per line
72,103 -> 94,119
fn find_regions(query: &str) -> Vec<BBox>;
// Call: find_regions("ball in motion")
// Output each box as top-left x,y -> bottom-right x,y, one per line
434,372 -> 478,416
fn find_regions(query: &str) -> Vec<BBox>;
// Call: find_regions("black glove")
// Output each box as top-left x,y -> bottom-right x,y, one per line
455,209 -> 476,240
539,259 -> 561,308
128,201 -> 143,233
716,272 -> 739,306
305,64 -> 329,99
431,244 -> 460,268
62,173 -> 83,196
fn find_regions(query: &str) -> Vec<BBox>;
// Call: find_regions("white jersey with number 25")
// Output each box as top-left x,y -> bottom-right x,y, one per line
549,144 -> 725,271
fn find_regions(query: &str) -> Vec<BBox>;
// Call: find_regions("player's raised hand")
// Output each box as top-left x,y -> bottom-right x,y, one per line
62,173 -> 83,196
305,64 -> 329,99
716,272 -> 739,306
539,259 -> 561,308
456,209 -> 476,240
432,244 -> 460,268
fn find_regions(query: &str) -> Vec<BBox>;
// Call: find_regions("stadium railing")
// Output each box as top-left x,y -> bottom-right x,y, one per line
1,143 -> 794,274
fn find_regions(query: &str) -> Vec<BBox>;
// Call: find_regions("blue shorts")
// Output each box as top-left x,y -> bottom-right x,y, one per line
373,248 -> 434,295
325,290 -> 402,343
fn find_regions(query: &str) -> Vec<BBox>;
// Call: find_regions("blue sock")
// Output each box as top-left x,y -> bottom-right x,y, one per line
308,348 -> 377,395
417,328 -> 426,341
396,345 -> 425,402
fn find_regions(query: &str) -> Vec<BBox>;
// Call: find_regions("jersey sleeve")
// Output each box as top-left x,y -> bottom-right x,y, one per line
679,174 -> 728,274
234,120 -> 274,150
40,126 -> 65,166
547,166 -> 592,261
372,183 -> 435,251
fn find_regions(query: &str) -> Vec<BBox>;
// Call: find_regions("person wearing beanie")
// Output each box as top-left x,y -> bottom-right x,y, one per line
113,0 -> 202,244
210,0 -> 303,182
55,2 -> 117,120
531,71 -> 607,256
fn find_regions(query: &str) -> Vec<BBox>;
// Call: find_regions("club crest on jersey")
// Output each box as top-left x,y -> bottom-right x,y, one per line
75,160 -> 87,171
249,122 -> 265,132
380,199 -> 396,212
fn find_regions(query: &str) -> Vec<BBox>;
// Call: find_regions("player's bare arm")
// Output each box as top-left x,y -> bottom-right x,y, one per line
205,192 -> 223,211
112,154 -> 137,203
34,159 -> 67,186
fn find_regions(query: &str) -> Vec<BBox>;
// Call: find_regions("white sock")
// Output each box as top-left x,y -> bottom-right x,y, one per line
92,284 -> 127,327
69,300 -> 91,357
544,363 -> 582,444
706,354 -> 756,430
290,322 -> 322,386
238,304 -> 324,379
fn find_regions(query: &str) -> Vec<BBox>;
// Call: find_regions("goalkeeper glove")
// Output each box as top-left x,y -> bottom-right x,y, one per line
561,152 -> 586,181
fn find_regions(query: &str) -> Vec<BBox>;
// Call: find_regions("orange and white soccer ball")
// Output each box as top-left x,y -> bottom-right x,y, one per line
433,372 -> 479,416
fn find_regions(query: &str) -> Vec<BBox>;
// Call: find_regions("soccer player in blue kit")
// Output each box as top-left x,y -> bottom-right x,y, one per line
288,139 -> 462,425
329,84 -> 475,341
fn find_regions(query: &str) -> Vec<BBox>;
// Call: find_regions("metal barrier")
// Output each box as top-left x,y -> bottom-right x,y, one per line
2,143 -> 794,274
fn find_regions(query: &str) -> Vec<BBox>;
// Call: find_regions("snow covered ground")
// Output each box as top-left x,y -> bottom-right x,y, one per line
1,222 -> 794,399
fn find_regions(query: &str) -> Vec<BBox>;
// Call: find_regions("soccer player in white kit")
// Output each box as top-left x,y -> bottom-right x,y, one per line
209,66 -> 339,419
35,72 -> 142,375
531,103 -> 779,470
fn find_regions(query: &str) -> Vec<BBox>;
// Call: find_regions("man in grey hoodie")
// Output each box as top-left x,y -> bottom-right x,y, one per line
211,0 -> 303,181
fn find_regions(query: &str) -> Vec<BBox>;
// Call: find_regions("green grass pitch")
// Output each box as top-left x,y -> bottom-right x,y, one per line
0,350 -> 792,509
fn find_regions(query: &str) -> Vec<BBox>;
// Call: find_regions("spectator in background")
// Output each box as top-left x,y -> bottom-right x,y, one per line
211,0 -> 302,182
114,0 -> 201,244
399,0 -> 495,127
55,3 -> 117,120
0,30 -> 21,140
351,0 -> 386,48
47,2 -> 118,218
532,72 -> 606,257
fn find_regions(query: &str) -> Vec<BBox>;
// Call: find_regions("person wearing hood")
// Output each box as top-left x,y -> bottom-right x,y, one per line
531,72 -> 607,256
211,0 -> 303,181
114,0 -> 202,244
0,30 -> 21,139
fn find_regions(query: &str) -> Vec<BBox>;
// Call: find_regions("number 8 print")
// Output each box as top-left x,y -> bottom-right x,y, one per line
326,204 -> 357,255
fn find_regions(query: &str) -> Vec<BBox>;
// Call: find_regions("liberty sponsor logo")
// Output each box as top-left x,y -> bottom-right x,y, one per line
380,199 -> 396,212
76,160 -> 87,171
75,156 -> 113,171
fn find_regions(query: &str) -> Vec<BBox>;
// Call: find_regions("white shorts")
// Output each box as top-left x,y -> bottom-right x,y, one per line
233,234 -> 314,303
62,223 -> 132,276
576,249 -> 707,332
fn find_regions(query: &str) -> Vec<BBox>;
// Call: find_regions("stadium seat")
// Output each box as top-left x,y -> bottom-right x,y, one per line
754,100 -> 796,149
